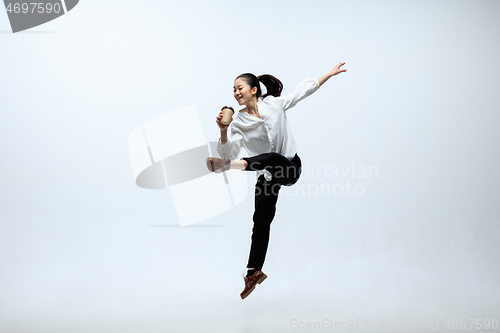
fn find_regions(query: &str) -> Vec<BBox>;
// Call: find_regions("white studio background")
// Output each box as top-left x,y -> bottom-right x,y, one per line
1,0 -> 499,332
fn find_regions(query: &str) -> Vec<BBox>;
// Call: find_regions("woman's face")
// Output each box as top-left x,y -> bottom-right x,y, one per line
233,78 -> 257,106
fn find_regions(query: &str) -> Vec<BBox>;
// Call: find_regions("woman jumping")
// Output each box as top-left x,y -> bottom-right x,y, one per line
206,62 -> 347,299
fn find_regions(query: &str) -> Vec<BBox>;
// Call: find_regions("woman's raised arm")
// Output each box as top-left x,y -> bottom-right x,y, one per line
317,62 -> 347,86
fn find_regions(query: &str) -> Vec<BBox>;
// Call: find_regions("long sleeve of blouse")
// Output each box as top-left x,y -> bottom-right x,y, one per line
276,78 -> 321,111
216,127 -> 243,161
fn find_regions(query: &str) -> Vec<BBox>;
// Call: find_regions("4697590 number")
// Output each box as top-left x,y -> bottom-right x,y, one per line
5,2 -> 62,14
444,319 -> 498,330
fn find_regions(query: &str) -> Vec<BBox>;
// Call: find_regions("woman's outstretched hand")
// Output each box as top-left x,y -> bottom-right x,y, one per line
329,62 -> 347,76
317,61 -> 347,86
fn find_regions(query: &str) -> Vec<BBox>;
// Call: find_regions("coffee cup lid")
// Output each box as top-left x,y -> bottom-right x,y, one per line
221,106 -> 234,113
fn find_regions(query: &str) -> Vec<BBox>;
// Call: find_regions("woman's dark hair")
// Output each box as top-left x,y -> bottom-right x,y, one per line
235,73 -> 283,99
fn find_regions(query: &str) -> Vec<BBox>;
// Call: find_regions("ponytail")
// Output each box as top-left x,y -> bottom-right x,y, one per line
258,74 -> 283,99
235,73 -> 283,99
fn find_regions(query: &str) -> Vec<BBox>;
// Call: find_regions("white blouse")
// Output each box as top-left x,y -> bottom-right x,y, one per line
217,78 -> 320,181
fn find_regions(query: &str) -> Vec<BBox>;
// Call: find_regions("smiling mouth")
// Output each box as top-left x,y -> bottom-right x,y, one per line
236,96 -> 243,102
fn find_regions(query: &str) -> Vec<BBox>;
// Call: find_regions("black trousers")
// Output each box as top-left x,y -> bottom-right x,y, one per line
241,152 -> 302,271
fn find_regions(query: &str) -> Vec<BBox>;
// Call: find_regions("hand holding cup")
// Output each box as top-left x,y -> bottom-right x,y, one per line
216,106 -> 234,130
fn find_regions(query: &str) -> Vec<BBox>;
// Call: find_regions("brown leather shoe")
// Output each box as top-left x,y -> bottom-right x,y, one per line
240,270 -> 267,300
206,157 -> 231,174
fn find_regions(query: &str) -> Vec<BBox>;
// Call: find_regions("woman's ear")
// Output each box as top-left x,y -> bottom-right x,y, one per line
251,86 -> 258,96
